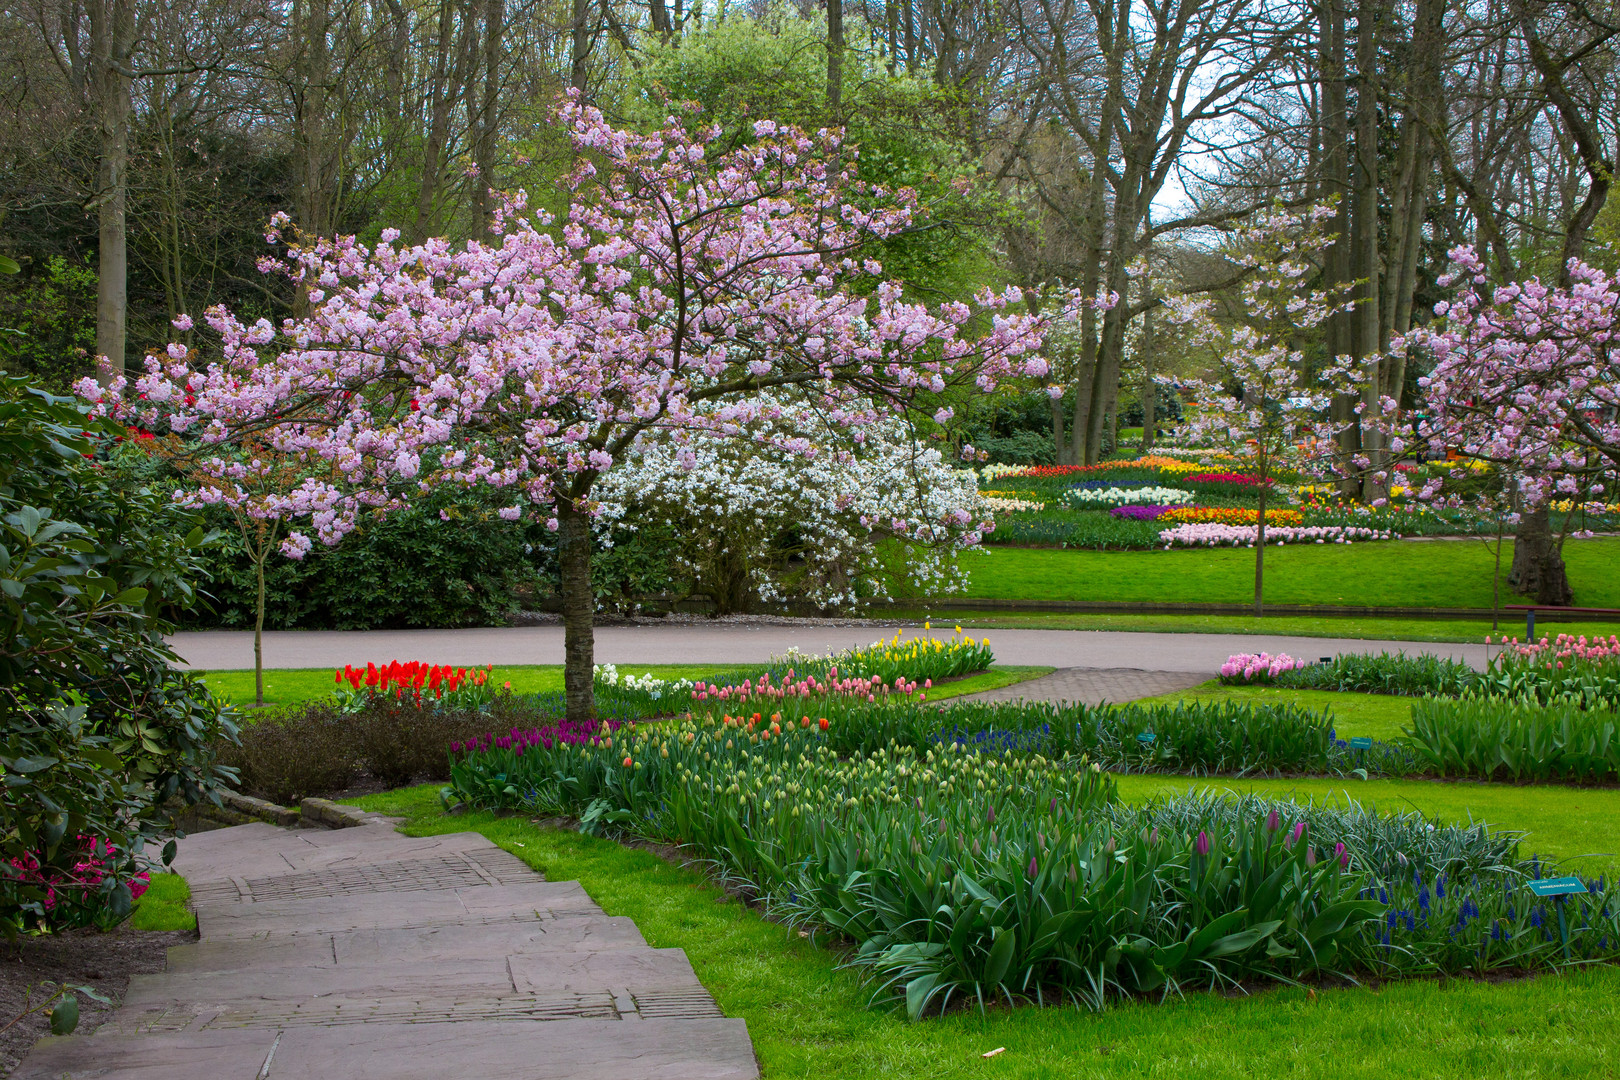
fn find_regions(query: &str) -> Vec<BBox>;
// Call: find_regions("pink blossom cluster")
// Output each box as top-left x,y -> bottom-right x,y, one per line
1159,523 -> 1397,547
76,94 -> 1048,555
1487,633 -> 1620,669
1400,247 -> 1620,509
8,837 -> 150,915
691,668 -> 927,705
1219,652 -> 1309,682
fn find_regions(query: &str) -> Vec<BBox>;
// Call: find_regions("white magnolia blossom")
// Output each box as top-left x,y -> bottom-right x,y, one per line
593,396 -> 989,611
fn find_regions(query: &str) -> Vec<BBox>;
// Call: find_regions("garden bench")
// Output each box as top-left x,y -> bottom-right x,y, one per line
1504,604 -> 1620,640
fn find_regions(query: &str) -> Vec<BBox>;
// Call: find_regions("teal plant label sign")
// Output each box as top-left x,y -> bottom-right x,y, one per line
1136,732 -> 1157,745
1348,737 -> 1374,750
1527,876 -> 1587,897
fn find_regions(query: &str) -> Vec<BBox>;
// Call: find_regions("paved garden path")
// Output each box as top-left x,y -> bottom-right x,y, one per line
169,625 -> 1492,672
17,819 -> 758,1079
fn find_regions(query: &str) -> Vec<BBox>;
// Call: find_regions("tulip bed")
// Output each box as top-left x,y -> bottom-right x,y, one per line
1408,697 -> 1620,783
1274,641 -> 1620,711
976,455 -> 1620,550
445,710 -> 1620,1017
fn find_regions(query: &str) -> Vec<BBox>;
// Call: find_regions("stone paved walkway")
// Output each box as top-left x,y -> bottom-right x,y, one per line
168,624 -> 1491,673
957,667 -> 1210,705
17,820 -> 757,1079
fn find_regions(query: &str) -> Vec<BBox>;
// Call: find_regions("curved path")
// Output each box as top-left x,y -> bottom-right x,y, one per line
169,624 -> 1491,673
19,819 -> 756,1079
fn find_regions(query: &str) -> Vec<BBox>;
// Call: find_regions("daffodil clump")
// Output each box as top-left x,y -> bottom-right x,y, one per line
780,627 -> 995,687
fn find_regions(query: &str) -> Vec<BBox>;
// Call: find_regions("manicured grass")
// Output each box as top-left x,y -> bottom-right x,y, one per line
1114,776 -> 1620,870
347,783 -> 1620,1079
202,664 -> 1052,709
130,872 -> 196,931
891,609 -> 1620,643
924,666 -> 1053,701
957,537 -> 1620,610
1131,679 -> 1415,742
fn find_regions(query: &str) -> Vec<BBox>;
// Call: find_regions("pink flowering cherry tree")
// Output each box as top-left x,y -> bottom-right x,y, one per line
1159,204 -> 1356,615
1402,247 -> 1620,604
78,97 -> 1047,720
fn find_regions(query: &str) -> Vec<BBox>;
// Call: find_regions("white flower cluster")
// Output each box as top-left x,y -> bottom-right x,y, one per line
593,663 -> 694,701
976,463 -> 1030,482
594,395 -> 989,610
1064,486 -> 1196,507
981,495 -> 1046,514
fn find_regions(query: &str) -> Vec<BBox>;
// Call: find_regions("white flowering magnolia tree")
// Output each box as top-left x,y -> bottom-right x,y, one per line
77,97 -> 1047,720
594,395 -> 985,614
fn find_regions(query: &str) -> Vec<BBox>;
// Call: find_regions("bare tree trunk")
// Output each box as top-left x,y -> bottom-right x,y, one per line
1353,0 -> 1384,500
1321,0 -> 1359,493
254,551 -> 267,707
556,499 -> 597,722
1254,471 -> 1268,616
90,0 -> 134,382
411,0 -> 459,243
570,0 -> 592,93
471,0 -> 503,230
1140,305 -> 1155,451
827,0 -> 845,113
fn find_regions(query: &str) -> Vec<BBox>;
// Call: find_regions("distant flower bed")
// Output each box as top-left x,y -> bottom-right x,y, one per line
1108,505 -> 1183,521
1158,507 -> 1303,526
1160,523 -> 1397,547
1066,486 -> 1196,508
1184,472 -> 1272,486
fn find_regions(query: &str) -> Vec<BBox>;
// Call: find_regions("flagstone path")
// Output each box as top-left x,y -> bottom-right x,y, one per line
16,819 -> 758,1079
956,666 -> 1209,705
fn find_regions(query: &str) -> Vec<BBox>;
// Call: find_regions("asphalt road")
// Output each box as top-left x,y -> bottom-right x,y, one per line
168,624 -> 1491,673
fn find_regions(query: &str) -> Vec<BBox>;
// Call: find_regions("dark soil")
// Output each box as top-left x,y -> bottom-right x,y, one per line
0,926 -> 195,1077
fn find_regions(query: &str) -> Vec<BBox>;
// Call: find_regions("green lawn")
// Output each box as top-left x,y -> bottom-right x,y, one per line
893,609 -> 1620,644
1132,679 -> 1415,742
346,783 -> 1620,1079
1115,775 -> 1620,869
957,537 -> 1620,610
130,872 -> 196,931
203,664 -> 1052,709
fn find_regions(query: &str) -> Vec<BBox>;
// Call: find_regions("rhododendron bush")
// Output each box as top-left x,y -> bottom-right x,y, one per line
77,97 -> 1047,720
593,396 -> 984,613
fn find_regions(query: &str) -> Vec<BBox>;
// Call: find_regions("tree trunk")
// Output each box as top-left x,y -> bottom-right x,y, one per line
471,0 -> 503,230
90,0 -> 134,382
1321,0 -> 1359,494
1509,505 -> 1573,608
826,0 -> 844,113
1254,465 -> 1268,616
1353,0 -> 1384,500
1140,304 -> 1155,451
570,0 -> 592,93
556,501 -> 597,722
254,552 -> 267,707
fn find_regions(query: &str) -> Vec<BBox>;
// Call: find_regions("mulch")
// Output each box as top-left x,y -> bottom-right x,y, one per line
0,925 -> 195,1077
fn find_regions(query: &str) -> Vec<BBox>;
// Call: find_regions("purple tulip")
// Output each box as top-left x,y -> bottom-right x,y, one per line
1265,809 -> 1281,832
1028,855 -> 1038,879
1196,831 -> 1210,857
1335,842 -> 1349,869
986,805 -> 996,824
1305,846 -> 1318,867
1291,821 -> 1307,845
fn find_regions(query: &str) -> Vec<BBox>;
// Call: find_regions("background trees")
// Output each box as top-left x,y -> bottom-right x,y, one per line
4,0 -> 1616,608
